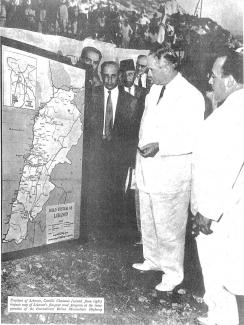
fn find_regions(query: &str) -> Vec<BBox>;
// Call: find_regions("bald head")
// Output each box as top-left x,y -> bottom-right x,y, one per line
136,55 -> 148,75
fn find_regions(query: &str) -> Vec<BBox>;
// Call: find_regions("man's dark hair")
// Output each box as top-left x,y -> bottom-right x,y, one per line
81,46 -> 102,61
149,45 -> 179,71
221,51 -> 243,84
100,61 -> 119,74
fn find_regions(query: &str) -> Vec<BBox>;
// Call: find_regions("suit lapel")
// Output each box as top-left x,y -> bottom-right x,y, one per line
134,85 -> 140,98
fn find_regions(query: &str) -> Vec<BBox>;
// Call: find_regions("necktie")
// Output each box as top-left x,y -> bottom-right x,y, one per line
104,90 -> 113,140
157,85 -> 166,105
128,87 -> 131,93
138,75 -> 142,88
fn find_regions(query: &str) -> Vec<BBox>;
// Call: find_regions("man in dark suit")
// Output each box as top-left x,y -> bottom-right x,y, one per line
86,61 -> 139,237
120,59 -> 147,121
119,59 -> 148,243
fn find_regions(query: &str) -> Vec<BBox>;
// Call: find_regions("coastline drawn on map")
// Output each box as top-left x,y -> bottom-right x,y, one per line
1,43 -> 86,253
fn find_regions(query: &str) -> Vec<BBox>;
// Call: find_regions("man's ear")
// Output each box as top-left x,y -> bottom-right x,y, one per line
172,62 -> 178,71
154,56 -> 160,67
158,57 -> 167,70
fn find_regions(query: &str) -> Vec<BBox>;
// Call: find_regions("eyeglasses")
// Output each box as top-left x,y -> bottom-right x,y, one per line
137,64 -> 147,69
209,72 -> 218,80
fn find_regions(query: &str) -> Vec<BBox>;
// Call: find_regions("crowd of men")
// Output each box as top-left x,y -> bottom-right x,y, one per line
1,0 -> 242,98
0,0 -> 242,51
75,43 -> 243,325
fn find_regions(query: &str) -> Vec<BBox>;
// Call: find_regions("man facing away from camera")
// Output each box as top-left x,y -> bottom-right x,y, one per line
191,50 -> 244,325
133,46 -> 205,292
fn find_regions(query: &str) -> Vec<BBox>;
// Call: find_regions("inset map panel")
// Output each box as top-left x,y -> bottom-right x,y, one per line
3,49 -> 37,109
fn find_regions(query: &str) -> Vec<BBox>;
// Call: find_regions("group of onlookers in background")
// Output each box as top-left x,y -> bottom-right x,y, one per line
1,0 -> 242,100
1,0 -> 242,51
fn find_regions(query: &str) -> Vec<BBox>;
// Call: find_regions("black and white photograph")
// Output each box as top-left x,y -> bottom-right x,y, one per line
0,0 -> 243,324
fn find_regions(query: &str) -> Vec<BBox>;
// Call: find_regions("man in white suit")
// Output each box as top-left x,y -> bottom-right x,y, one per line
133,45 -> 205,291
191,50 -> 244,325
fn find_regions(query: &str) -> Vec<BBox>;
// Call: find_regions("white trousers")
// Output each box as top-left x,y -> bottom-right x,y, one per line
139,189 -> 190,285
197,232 -> 239,325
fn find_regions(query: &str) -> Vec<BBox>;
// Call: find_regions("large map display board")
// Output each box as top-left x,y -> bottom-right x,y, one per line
1,41 -> 86,253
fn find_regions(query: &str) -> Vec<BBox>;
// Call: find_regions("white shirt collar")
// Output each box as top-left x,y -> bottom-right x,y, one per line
124,85 -> 135,95
134,73 -> 147,87
104,86 -> 119,94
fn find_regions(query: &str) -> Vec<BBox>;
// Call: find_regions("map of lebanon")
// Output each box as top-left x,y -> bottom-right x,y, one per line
2,44 -> 85,253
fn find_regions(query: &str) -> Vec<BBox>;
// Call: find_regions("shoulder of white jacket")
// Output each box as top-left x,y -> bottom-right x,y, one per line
224,88 -> 244,106
205,89 -> 244,126
209,88 -> 244,116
